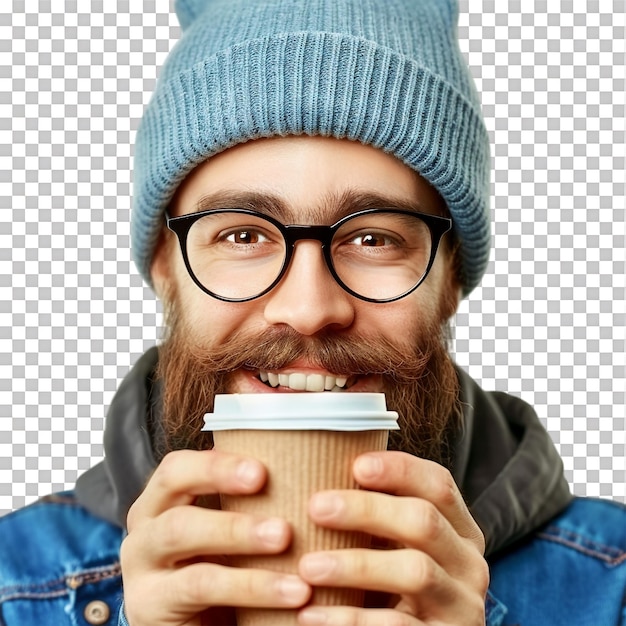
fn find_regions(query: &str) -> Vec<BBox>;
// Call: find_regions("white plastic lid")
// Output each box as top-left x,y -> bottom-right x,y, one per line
202,392 -> 399,431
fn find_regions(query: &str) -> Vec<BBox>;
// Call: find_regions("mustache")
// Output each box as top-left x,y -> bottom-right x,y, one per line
155,298 -> 460,465
183,325 -> 442,384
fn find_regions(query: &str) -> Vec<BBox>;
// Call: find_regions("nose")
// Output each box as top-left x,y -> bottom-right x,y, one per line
263,241 -> 356,335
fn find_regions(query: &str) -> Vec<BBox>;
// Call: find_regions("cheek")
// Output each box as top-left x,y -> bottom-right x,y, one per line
356,275 -> 446,342
349,300 -> 416,342
177,282 -> 261,344
421,250 -> 457,319
400,275 -> 444,320
163,235 -> 265,343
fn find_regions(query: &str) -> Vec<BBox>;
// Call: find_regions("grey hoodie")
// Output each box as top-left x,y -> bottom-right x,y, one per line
75,347 -> 572,557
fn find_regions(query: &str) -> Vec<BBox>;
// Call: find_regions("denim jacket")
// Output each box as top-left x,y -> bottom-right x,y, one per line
1,491 -> 625,625
2,350 -> 624,624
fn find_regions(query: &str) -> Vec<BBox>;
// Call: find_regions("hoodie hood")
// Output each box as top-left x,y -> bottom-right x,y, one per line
75,346 -> 572,557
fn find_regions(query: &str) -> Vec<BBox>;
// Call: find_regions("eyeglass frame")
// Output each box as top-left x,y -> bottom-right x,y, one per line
165,207 -> 452,304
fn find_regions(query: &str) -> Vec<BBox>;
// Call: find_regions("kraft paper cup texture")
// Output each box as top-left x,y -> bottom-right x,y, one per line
204,393 -> 399,626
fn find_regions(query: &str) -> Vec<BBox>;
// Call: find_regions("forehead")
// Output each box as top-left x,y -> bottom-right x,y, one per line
171,136 -> 446,221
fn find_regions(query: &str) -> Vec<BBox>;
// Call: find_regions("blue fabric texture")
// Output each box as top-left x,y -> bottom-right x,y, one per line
132,0 -> 492,296
0,492 -> 123,626
1,494 -> 625,625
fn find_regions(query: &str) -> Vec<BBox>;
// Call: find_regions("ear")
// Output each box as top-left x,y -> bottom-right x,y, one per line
149,228 -> 172,301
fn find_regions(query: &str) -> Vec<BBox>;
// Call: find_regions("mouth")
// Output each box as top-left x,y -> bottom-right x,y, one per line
257,370 -> 357,392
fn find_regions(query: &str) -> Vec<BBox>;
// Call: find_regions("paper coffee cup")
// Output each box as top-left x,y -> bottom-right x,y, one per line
203,393 -> 398,626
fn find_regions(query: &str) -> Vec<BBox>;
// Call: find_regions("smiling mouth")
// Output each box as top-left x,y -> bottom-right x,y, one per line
257,370 -> 357,392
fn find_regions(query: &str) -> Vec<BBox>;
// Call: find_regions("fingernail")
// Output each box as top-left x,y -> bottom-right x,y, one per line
354,454 -> 383,479
309,493 -> 343,518
298,607 -> 329,625
256,518 -> 286,547
236,460 -> 260,487
277,575 -> 309,604
300,554 -> 335,581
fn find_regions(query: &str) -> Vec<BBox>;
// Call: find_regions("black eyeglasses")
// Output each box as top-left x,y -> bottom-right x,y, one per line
166,207 -> 451,303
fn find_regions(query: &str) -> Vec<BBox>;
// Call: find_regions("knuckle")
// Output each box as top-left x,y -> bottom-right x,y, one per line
120,525 -> 151,571
472,523 -> 487,555
196,565 -> 268,607
396,451 -> 417,483
352,549 -> 372,580
430,464 -> 458,508
119,533 -> 135,569
358,491 -> 378,524
156,507 -> 187,552
222,512 -> 248,547
154,450 -> 189,491
474,554 -> 491,593
240,570 -> 269,601
217,567 -> 266,605
403,552 -> 437,592
181,567 -> 210,606
413,499 -> 443,542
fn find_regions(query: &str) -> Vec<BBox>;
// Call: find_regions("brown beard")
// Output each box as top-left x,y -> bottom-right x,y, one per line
152,289 -> 462,468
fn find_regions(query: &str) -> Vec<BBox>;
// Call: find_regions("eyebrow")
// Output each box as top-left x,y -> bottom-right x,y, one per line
191,189 -> 435,224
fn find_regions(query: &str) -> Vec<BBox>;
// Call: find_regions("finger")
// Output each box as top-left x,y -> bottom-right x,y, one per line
307,490 -> 479,577
299,549 -> 486,623
167,562 -> 311,613
299,548 -> 458,601
126,563 -> 311,623
298,606 -> 424,625
125,506 -> 292,566
127,449 -> 266,529
352,451 -> 484,551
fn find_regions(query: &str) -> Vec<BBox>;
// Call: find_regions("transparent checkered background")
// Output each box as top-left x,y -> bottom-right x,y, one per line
1,0 -> 624,516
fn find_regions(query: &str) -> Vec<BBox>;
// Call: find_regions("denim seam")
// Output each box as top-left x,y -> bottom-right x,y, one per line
0,562 -> 121,603
65,562 -> 122,588
537,526 -> 626,566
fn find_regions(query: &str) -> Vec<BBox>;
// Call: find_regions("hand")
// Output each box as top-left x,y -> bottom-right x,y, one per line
297,451 -> 488,625
120,449 -> 312,626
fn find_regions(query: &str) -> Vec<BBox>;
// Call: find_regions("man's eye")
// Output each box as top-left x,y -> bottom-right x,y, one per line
225,230 -> 268,245
350,232 -> 395,247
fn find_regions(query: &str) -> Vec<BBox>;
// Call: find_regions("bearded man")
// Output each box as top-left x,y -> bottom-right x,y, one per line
1,1 -> 625,625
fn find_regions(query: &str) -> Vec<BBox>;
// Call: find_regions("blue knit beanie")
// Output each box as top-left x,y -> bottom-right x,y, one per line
132,0 -> 491,296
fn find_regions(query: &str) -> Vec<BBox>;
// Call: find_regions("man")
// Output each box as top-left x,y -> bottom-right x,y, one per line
1,1 -> 625,625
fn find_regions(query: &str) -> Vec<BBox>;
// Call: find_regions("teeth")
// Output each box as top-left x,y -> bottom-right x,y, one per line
289,373 -> 306,390
306,374 -> 325,392
259,371 -> 350,392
